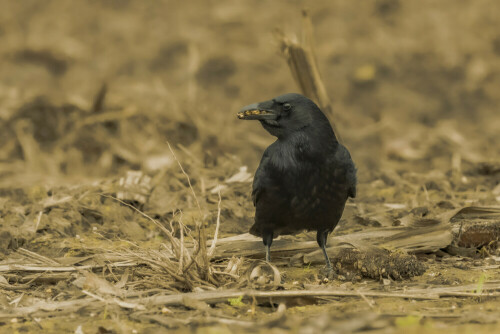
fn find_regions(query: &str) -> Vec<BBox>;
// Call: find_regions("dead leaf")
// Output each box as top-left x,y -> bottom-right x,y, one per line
83,271 -> 124,297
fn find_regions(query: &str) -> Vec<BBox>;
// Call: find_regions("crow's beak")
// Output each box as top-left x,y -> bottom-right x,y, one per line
237,102 -> 278,120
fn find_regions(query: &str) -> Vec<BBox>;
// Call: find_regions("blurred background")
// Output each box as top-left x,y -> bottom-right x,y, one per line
1,0 -> 499,185
2,2 -> 500,332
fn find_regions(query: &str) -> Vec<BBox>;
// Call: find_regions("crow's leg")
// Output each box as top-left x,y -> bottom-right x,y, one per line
316,230 -> 333,276
263,231 -> 274,262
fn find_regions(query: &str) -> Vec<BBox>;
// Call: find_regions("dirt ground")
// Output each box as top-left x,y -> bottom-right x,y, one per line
1,0 -> 500,333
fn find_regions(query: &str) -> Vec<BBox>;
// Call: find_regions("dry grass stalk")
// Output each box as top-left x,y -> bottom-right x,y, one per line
178,213 -> 185,274
17,247 -> 60,265
82,286 -> 139,311
142,282 -> 500,306
0,262 -> 136,272
2,281 -> 500,319
276,10 -> 342,142
207,187 -> 222,257
91,83 -> 107,113
33,211 -> 43,234
0,281 -> 33,291
167,142 -> 211,282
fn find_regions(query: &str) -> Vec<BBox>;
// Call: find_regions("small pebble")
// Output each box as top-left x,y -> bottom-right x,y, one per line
277,303 -> 286,313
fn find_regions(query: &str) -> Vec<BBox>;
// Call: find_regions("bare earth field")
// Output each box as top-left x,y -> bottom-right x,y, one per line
1,1 -> 500,333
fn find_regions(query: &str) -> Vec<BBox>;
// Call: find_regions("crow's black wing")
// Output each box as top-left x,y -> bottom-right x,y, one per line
251,146 -> 272,207
335,144 -> 357,199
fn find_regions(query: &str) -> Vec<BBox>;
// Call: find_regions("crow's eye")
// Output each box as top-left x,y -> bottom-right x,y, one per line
283,103 -> 291,111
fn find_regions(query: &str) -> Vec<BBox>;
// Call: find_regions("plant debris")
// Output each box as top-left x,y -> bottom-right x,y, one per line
1,1 -> 500,333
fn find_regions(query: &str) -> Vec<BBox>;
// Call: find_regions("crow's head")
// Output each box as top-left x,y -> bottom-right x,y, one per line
238,93 -> 329,138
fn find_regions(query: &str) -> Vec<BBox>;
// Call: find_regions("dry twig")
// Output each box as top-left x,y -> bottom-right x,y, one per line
208,187 -> 222,257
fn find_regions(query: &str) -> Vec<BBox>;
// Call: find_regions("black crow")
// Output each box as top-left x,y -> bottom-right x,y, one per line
238,93 -> 356,276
